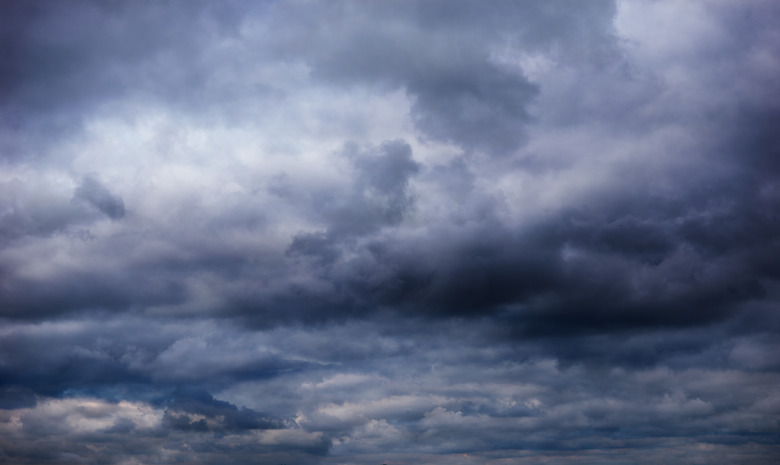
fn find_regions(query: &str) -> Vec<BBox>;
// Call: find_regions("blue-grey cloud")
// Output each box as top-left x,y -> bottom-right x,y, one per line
1,0 -> 779,464
73,175 -> 125,220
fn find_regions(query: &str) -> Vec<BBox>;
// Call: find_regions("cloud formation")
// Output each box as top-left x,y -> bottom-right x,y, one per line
1,0 -> 779,464
73,175 -> 125,220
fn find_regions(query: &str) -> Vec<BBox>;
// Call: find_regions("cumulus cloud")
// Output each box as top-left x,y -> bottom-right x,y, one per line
1,0 -> 779,464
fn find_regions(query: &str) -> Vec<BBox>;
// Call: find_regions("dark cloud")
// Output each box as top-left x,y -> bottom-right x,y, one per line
162,387 -> 280,432
0,178 -> 84,243
0,386 -> 37,410
73,175 -> 125,220
298,0 -> 617,155
0,0 -> 255,161
0,0 -> 779,464
287,139 -> 419,260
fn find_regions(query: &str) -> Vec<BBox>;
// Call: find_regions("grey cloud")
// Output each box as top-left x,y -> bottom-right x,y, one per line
0,0 -> 619,160
407,62 -> 537,154
1,315 -> 779,464
162,387 -> 280,432
330,139 -> 420,236
0,0 -> 256,159
296,1 -> 617,155
0,261 -> 186,320
0,398 -> 328,465
0,386 -> 37,410
0,178 -> 84,243
287,139 -> 419,264
1,0 -> 779,464
73,175 -> 125,220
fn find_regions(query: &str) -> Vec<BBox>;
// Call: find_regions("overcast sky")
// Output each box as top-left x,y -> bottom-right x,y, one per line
1,1 -> 779,464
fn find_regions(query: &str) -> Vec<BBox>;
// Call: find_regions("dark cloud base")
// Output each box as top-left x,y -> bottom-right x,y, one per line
1,0 -> 780,464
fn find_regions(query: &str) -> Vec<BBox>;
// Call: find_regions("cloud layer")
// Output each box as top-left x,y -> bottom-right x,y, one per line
1,0 -> 779,464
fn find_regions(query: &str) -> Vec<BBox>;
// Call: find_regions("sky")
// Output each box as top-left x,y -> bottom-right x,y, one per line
1,0 -> 779,464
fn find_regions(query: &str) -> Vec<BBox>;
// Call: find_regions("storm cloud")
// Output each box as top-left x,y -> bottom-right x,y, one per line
1,0 -> 779,464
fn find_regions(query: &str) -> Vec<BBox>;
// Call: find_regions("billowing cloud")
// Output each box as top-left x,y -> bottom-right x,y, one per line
1,0 -> 779,464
